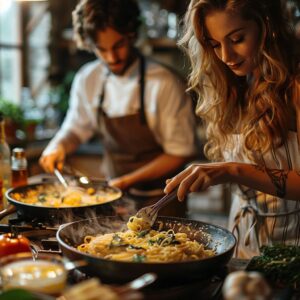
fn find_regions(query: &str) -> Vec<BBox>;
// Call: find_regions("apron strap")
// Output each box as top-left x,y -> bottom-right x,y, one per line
292,80 -> 300,148
232,205 -> 258,250
139,54 -> 146,125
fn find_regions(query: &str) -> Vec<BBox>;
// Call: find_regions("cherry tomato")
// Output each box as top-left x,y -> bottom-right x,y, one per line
0,233 -> 31,257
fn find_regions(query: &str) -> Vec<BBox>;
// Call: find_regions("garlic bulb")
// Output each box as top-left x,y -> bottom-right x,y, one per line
222,271 -> 272,300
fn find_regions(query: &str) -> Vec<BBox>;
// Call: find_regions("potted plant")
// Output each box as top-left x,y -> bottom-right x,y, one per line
0,98 -> 24,142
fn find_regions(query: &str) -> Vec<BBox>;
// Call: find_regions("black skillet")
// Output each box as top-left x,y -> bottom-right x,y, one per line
1,182 -> 122,222
56,215 -> 236,283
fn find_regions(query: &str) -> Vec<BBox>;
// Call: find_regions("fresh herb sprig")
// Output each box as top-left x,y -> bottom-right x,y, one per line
247,245 -> 300,289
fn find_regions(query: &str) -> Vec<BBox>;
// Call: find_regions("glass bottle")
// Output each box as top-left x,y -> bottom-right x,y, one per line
0,113 -> 11,209
11,148 -> 28,188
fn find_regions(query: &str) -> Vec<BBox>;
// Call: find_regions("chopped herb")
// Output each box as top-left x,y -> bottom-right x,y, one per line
128,245 -> 145,250
132,254 -> 146,262
109,234 -> 128,248
156,237 -> 164,245
38,193 -> 46,202
137,230 -> 149,238
247,245 -> 300,289
53,192 -> 60,198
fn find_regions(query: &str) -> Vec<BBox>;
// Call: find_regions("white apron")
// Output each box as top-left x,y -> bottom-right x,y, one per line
224,131 -> 300,258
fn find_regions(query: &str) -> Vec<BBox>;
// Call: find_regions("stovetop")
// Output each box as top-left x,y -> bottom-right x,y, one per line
0,215 -> 229,300
2,216 -> 299,300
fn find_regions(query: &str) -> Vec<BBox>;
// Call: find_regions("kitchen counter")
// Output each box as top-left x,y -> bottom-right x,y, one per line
1,177 -> 299,300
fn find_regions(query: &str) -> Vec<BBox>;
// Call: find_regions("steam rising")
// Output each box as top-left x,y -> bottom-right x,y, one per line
59,215 -> 130,246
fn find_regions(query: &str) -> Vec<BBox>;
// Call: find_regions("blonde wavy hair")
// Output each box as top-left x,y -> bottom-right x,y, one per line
179,0 -> 299,161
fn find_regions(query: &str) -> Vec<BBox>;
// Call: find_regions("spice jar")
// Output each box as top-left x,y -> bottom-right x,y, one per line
11,148 -> 28,188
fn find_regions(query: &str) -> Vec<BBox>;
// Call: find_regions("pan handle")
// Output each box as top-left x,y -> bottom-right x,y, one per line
0,204 -> 17,221
63,259 -> 88,271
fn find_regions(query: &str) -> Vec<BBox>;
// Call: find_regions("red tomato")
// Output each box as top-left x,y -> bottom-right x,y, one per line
0,233 -> 31,257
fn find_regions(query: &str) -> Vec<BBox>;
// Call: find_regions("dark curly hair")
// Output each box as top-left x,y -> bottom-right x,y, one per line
72,0 -> 141,50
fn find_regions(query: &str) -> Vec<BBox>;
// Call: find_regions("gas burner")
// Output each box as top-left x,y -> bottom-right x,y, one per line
0,221 -> 61,255
22,229 -> 61,255
5,213 -> 60,230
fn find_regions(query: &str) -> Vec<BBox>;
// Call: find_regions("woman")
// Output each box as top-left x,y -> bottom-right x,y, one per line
164,0 -> 300,258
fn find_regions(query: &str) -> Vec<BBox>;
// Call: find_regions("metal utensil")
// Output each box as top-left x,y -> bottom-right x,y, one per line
54,168 -> 85,193
135,188 -> 178,227
63,165 -> 109,187
113,273 -> 157,294
54,168 -> 69,189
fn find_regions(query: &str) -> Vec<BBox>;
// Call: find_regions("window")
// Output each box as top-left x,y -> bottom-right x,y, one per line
0,1 -> 22,104
0,0 -> 50,104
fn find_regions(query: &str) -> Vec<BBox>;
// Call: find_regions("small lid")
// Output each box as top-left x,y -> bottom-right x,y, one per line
12,148 -> 26,159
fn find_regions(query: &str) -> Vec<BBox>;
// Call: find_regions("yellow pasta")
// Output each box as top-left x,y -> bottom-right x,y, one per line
10,184 -> 121,208
127,216 -> 151,232
77,216 -> 215,263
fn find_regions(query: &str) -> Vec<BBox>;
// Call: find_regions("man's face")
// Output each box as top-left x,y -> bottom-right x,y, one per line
93,27 -> 135,75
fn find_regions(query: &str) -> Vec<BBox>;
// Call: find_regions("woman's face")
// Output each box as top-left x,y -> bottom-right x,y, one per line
204,9 -> 261,76
94,27 -> 135,75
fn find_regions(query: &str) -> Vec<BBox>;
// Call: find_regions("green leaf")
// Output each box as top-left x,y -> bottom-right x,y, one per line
132,254 -> 146,262
0,289 -> 40,300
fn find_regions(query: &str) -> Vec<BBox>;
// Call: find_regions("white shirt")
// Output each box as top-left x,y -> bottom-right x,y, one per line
48,57 -> 197,156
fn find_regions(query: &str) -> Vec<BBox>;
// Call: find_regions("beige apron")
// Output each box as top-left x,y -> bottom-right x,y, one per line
97,55 -> 187,217
225,133 -> 300,258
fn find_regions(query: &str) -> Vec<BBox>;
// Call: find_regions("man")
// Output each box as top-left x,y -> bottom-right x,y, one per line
39,0 -> 197,194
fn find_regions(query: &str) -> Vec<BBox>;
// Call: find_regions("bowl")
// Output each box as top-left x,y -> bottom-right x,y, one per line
0,253 -> 67,295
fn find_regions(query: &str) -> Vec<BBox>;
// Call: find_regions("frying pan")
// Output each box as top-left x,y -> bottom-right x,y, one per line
57,216 -> 236,283
1,182 -> 122,222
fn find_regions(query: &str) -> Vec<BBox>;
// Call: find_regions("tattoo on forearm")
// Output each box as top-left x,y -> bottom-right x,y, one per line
253,164 -> 288,198
253,164 -> 265,172
267,169 -> 288,198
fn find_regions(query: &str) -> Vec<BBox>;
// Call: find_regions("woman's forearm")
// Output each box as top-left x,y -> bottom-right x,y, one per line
164,161 -> 300,201
229,162 -> 300,200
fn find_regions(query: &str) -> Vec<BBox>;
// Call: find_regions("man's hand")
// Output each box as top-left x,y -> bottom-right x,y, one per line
109,175 -> 132,190
39,144 -> 65,173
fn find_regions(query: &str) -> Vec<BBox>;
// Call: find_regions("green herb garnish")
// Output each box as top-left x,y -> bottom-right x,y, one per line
247,245 -> 300,289
137,230 -> 149,238
132,254 -> 146,262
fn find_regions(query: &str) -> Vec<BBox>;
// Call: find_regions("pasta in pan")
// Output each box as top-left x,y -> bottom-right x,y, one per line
10,184 -> 121,208
77,216 -> 215,263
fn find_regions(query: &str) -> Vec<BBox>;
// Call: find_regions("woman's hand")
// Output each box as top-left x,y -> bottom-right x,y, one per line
164,162 -> 232,201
